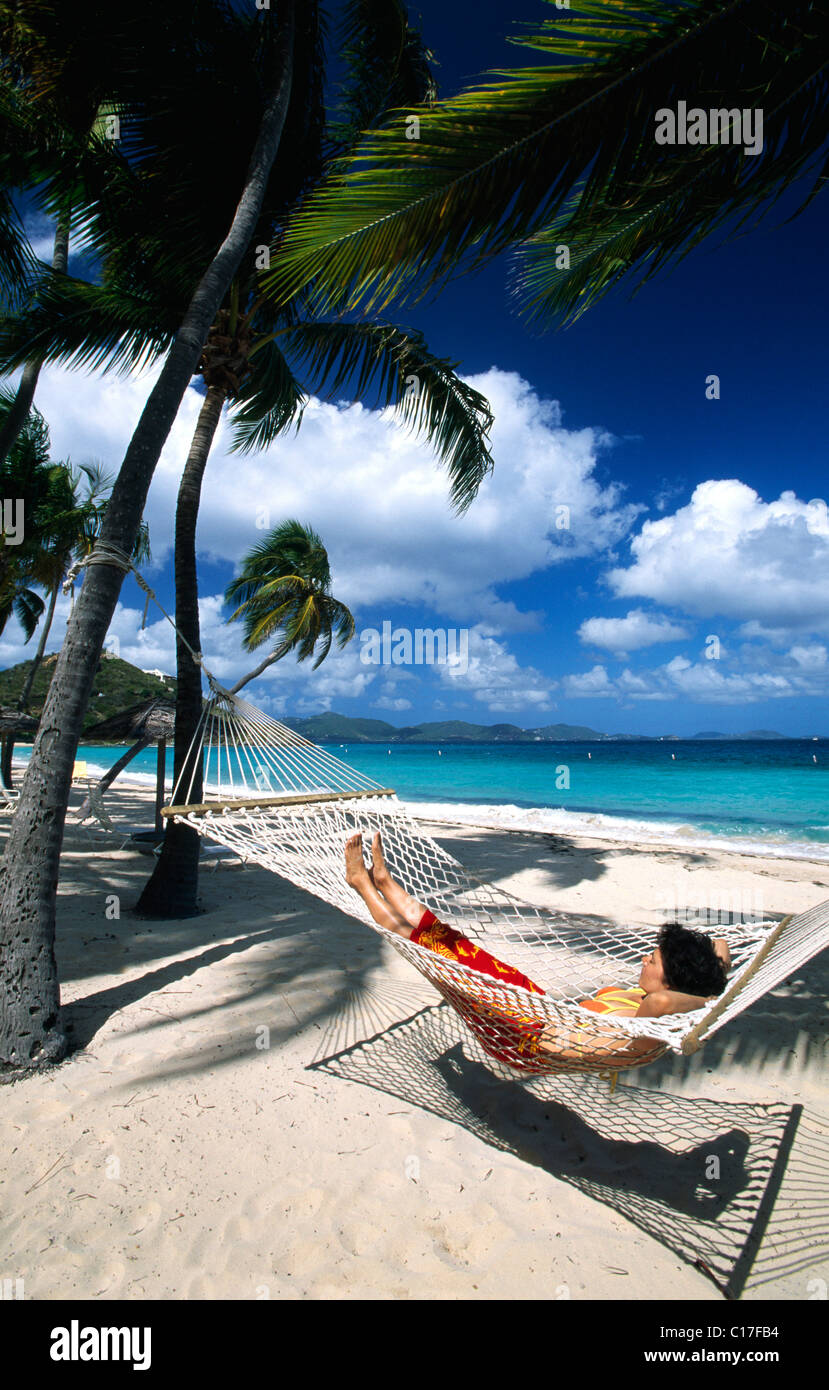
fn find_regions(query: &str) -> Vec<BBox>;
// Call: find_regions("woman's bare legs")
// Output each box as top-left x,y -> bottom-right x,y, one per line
368,832 -> 429,929
344,833 -> 414,938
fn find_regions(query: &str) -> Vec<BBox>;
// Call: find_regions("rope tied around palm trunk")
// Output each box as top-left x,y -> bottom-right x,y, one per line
61,542 -> 229,697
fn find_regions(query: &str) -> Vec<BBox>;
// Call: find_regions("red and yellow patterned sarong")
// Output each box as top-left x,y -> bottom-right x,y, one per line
410,910 -> 646,1068
410,911 -> 545,994
410,911 -> 546,1063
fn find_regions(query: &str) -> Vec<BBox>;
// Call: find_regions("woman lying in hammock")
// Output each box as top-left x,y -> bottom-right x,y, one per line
344,832 -> 731,1065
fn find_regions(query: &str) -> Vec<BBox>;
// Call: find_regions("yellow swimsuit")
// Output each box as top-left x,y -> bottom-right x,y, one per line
578,985 -> 646,1017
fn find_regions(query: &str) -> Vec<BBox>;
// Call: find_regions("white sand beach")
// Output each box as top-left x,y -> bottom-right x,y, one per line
2,782 -> 828,1302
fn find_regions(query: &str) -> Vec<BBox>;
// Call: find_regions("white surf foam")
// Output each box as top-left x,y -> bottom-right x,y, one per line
401,799 -> 829,863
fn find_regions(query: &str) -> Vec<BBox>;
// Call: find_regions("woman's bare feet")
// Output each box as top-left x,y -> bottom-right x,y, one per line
343,832 -> 414,938
369,832 -> 391,889
344,832 -> 370,887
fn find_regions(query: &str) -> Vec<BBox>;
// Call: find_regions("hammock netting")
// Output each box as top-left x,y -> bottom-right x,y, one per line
164,690 -> 829,1078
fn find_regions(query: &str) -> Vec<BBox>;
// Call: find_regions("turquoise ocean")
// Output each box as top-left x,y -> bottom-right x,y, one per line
19,737 -> 829,860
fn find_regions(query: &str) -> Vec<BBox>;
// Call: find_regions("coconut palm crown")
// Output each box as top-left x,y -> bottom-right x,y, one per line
226,520 -> 355,689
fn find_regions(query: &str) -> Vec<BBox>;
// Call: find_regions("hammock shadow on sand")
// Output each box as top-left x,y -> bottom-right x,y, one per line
309,993 -> 829,1299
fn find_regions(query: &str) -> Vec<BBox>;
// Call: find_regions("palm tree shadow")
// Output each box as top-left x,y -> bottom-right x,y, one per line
310,999 -> 826,1299
56,854 -> 392,1075
61,922 -> 279,1051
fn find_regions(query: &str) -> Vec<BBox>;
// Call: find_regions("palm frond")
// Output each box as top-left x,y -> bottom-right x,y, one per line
510,6 -> 829,326
0,191 -> 37,311
8,586 -> 45,640
228,337 -> 307,454
0,382 -> 50,465
262,0 -> 829,321
330,0 -> 437,151
280,319 -> 494,512
0,269 -> 174,376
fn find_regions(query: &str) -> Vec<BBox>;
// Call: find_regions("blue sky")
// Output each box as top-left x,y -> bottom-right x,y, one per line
3,0 -> 828,736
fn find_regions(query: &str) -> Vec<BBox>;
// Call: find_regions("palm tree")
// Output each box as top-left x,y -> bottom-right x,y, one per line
0,0 -> 301,1072
4,0 -> 817,1067
0,3 -> 493,920
263,0 -> 829,327
0,0 -> 180,465
0,405 -> 151,785
0,387 -> 51,611
7,461 -> 106,706
226,521 -> 355,693
0,395 -> 76,647
13,465 -> 151,717
0,406 -> 94,783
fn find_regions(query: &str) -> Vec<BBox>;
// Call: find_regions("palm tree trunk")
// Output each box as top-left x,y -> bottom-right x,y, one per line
0,214 -> 70,470
18,580 -> 60,712
0,738 -> 14,792
136,384 -> 227,918
230,648 -> 287,694
0,579 -> 60,790
0,0 -> 297,1074
75,735 -> 152,820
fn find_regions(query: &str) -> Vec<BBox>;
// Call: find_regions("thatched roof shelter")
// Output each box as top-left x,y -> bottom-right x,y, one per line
0,707 -> 38,737
85,698 -> 175,743
85,698 -> 177,834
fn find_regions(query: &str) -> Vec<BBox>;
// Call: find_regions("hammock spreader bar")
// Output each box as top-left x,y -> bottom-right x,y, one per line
162,787 -> 397,818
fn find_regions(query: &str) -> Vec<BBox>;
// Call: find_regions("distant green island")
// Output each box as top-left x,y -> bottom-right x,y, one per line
0,655 -> 812,742
281,714 -> 795,744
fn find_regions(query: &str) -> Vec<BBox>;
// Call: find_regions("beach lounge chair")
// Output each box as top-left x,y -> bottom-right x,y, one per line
69,783 -> 149,850
0,777 -> 19,813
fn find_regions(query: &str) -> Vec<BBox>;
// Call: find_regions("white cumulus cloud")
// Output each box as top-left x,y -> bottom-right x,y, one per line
578,608 -> 690,654
441,625 -> 556,713
608,481 -> 829,639
27,361 -> 640,631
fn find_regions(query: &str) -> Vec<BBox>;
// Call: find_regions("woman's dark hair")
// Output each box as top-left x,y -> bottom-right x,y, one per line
657,923 -> 728,997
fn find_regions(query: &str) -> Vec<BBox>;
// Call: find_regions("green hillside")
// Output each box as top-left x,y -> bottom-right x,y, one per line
396,720 -> 524,742
282,712 -> 397,742
0,654 -> 177,734
287,713 -> 610,743
1,667 -> 797,746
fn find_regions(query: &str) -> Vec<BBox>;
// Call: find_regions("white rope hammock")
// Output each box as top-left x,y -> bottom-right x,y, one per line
162,689 -> 829,1078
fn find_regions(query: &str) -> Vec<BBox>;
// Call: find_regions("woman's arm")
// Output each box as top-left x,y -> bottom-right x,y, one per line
535,986 -> 712,1064
535,1019 -> 663,1063
637,989 -> 710,1018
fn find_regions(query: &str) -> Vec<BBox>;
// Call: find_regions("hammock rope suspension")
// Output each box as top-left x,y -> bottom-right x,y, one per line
161,688 -> 829,1079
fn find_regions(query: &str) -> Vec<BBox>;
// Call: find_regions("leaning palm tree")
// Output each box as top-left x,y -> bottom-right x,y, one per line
133,2 -> 490,919
226,521 -> 355,693
13,464 -> 151,718
0,0 -> 303,1073
0,430 -> 151,784
0,1 -> 492,920
264,0 -> 829,327
6,462 -> 107,704
0,413 -> 94,782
